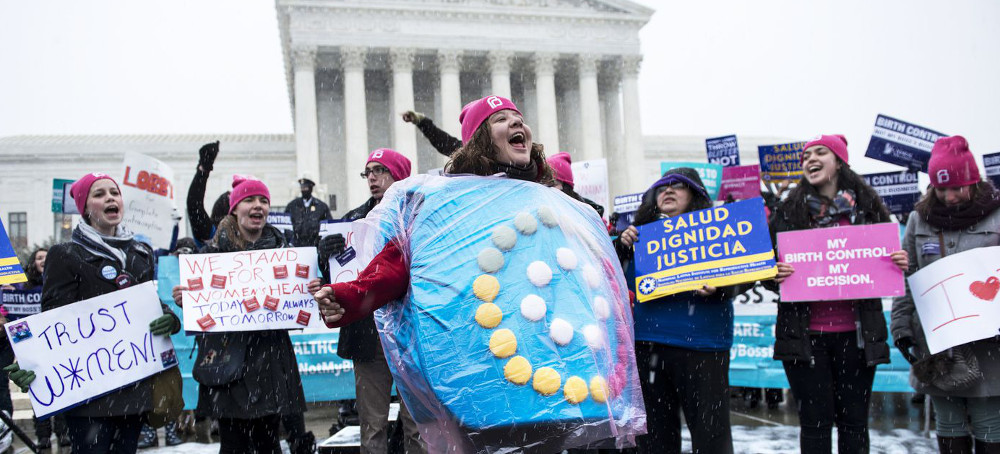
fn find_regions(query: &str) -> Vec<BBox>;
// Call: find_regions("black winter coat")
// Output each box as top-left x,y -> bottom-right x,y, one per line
335,198 -> 385,362
286,197 -> 332,248
766,206 -> 891,367
194,221 -> 307,419
41,238 -> 180,418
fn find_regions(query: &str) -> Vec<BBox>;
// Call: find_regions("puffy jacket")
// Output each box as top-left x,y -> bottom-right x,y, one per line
286,196 -> 332,248
891,207 -> 1000,397
41,237 -> 180,418
335,197 -> 385,362
194,220 -> 307,419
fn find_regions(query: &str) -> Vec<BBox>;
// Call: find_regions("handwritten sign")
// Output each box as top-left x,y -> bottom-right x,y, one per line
864,114 -> 945,172
718,165 -> 761,201
706,135 -> 740,167
634,198 -> 776,301
6,282 -> 175,418
571,158 -> 610,216
121,152 -> 176,250
0,218 -> 26,285
908,246 -> 1000,354
320,222 -> 371,285
777,223 -> 904,302
1,287 -> 41,316
660,161 -> 723,200
179,247 -> 321,332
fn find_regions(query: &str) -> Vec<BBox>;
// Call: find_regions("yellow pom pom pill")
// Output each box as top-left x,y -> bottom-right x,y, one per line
475,303 -> 502,328
489,329 -> 517,358
533,367 -> 562,396
504,356 -> 532,385
590,376 -> 609,403
473,274 -> 500,303
564,376 -> 589,404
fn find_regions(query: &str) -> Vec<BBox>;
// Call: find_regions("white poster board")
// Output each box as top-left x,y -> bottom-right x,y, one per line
5,282 -> 176,419
907,246 -> 1000,354
320,221 -> 373,285
179,247 -> 322,332
121,152 -> 176,250
570,158 -> 609,216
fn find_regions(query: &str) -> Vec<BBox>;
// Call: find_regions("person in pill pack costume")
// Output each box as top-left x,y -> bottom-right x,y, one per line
315,95 -> 646,453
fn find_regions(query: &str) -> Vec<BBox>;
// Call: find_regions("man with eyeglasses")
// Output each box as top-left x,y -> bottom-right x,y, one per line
318,148 -> 423,453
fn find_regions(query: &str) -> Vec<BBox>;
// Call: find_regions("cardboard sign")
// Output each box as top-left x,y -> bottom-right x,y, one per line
612,193 -> 643,233
862,170 -> 921,215
120,152 -> 176,250
864,114 -> 945,172
983,152 -> 1000,189
757,142 -> 806,182
1,287 -> 41,316
571,159 -> 610,216
0,218 -> 26,286
634,198 -> 776,301
907,246 -> 1000,354
320,222 -> 371,285
6,282 -> 176,419
717,165 -> 761,201
660,161 -> 723,200
179,247 -> 321,332
777,223 -> 904,302
706,135 -> 740,167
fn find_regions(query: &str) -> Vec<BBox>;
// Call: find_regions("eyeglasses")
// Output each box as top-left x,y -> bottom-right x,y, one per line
360,166 -> 390,179
655,182 -> 689,196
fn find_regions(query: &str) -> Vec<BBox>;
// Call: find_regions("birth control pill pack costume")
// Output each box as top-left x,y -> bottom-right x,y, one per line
353,174 -> 646,453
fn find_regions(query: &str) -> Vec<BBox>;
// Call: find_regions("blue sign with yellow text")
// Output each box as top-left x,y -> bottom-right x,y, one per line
634,198 -> 776,302
757,142 -> 806,181
0,218 -> 26,285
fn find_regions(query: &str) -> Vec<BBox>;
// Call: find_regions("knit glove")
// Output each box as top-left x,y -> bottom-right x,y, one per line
198,141 -> 220,172
402,111 -> 426,124
318,234 -> 347,265
4,363 -> 35,393
149,314 -> 177,336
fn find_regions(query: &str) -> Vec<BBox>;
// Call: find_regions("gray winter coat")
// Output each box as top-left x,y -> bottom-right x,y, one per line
891,208 -> 1000,397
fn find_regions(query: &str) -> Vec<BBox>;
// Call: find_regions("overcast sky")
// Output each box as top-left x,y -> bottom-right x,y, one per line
1,0 -> 998,175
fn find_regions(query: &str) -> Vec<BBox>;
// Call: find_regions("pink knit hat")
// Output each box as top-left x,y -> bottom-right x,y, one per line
229,175 -> 270,213
367,148 -> 412,181
458,95 -> 521,144
803,134 -> 849,165
70,173 -> 120,216
928,135 -> 980,188
547,152 -> 574,187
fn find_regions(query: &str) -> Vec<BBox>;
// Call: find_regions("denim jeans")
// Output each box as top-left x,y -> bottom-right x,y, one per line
932,395 -> 1000,442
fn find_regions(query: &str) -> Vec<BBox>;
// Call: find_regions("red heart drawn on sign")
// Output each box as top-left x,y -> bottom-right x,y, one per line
969,277 -> 1000,301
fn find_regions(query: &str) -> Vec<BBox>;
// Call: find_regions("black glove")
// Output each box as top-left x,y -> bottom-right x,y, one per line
895,336 -> 917,364
198,141 -> 220,172
318,234 -> 347,264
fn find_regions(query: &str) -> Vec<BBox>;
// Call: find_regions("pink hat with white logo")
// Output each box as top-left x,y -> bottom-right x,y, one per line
458,95 -> 521,144
928,135 -> 980,188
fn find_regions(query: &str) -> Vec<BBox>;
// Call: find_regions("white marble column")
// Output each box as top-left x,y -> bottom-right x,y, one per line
342,46 -> 369,208
602,63 -> 628,199
622,55 -> 645,194
533,52 -> 560,154
390,48 -> 418,174
578,54 -> 603,162
292,47 -> 319,181
489,51 -> 513,98
438,50 -> 463,144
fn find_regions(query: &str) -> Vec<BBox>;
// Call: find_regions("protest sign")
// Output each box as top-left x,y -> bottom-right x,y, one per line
268,212 -> 295,245
777,223 -> 904,302
660,161 -> 723,200
757,142 -> 805,182
864,114 -> 945,172
633,197 -> 776,301
1,287 -> 41,317
612,193 -> 643,233
0,218 -> 26,285
51,178 -> 76,214
571,159 -> 610,215
706,135 -> 740,167
121,152 -> 176,250
179,247 -> 321,332
862,170 -> 920,216
320,222 -> 371,285
6,282 -> 176,418
908,246 -> 1000,354
983,152 -> 1000,189
718,165 -> 761,201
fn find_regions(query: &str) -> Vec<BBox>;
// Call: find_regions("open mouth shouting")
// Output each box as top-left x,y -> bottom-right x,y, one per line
103,204 -> 121,219
509,131 -> 527,150
248,211 -> 265,224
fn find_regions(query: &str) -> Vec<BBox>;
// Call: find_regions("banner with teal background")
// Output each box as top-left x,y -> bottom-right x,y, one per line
660,161 -> 724,199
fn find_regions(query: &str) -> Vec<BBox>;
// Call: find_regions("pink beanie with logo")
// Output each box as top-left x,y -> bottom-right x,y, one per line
929,135 -> 980,188
70,173 -> 120,216
803,134 -> 849,165
459,95 -> 521,144
229,175 -> 270,213
367,148 -> 412,181
547,152 -> 574,187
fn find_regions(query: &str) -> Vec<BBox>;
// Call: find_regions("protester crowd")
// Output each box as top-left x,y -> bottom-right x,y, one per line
0,93 -> 996,454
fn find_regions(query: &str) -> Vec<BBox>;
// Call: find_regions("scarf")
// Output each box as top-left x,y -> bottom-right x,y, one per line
72,222 -> 135,267
492,160 -> 538,182
806,189 -> 857,227
924,188 -> 1000,230
213,215 -> 285,253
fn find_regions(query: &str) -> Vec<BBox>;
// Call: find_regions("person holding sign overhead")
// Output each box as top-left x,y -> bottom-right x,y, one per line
891,136 -> 1000,454
616,167 -> 740,454
768,135 -> 908,454
4,173 -> 181,454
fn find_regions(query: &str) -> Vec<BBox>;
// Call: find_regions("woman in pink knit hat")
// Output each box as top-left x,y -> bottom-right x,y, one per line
767,135 -> 909,454
891,136 -> 1000,453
